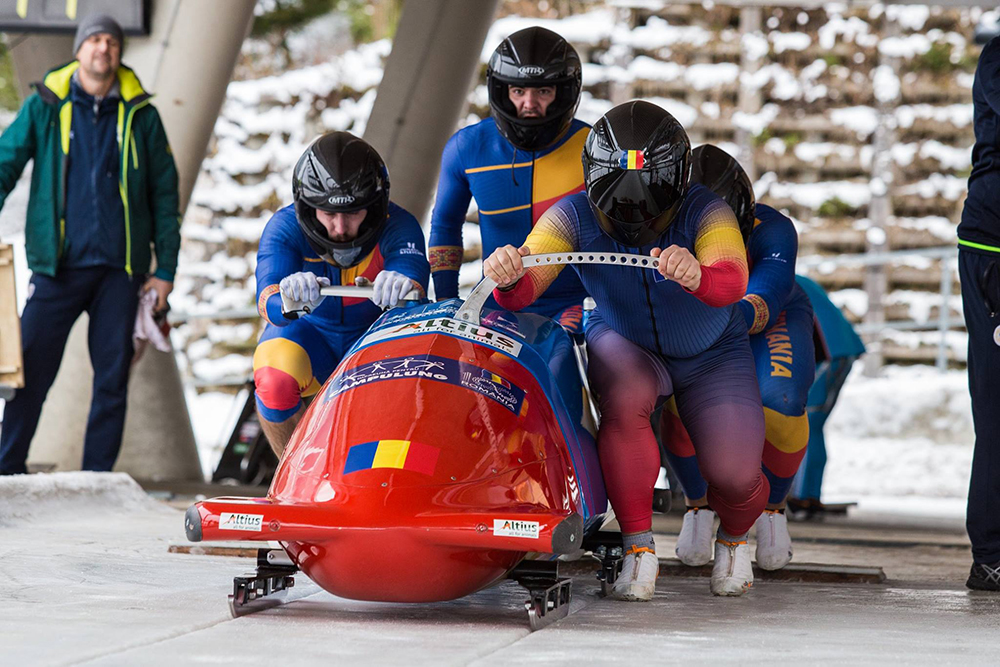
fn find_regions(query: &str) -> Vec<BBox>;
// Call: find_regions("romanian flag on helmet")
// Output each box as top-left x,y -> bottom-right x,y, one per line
343,440 -> 440,476
619,149 -> 645,170
481,369 -> 511,389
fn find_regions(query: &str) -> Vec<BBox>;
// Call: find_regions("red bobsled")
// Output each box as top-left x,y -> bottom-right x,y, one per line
186,275 -> 613,627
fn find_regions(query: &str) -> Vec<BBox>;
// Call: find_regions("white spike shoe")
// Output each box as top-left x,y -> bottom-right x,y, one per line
710,537 -> 754,596
754,510 -> 793,571
675,507 -> 716,566
611,547 -> 659,601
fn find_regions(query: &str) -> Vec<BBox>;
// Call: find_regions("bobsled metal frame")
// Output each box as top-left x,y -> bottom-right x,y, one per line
508,561 -> 574,631
229,548 -> 298,617
456,252 -> 661,327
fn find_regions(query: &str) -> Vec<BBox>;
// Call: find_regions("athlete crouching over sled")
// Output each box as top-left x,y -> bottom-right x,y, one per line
483,101 -> 768,598
254,132 -> 429,455
661,145 -> 815,572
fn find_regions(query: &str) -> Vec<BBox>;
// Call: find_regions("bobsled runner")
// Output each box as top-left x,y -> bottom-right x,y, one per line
186,252 -> 662,628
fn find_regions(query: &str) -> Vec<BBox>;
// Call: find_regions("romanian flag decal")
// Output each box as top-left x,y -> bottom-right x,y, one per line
343,440 -> 440,476
481,369 -> 511,389
619,149 -> 645,170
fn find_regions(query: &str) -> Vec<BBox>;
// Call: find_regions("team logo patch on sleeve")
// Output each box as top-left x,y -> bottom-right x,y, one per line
619,150 -> 645,170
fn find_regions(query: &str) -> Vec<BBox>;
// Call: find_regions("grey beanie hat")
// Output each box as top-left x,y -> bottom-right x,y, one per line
73,14 -> 124,55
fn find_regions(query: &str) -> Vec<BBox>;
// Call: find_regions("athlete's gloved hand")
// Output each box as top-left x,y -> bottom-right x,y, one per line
372,270 -> 414,308
279,271 -> 331,317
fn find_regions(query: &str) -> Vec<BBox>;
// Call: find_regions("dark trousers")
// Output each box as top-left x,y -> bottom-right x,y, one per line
959,249 -> 1000,564
0,267 -> 141,474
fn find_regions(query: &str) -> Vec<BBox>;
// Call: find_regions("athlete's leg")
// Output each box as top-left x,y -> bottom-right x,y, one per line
586,316 -> 673,536
660,395 -> 716,566
252,320 -> 338,457
660,396 -> 708,503
754,303 -> 815,509
794,355 -> 854,503
670,317 -> 768,540
586,313 -> 671,600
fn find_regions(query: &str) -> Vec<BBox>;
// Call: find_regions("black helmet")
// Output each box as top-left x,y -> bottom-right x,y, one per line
486,27 -> 582,151
690,144 -> 755,243
292,132 -> 389,268
582,100 -> 691,247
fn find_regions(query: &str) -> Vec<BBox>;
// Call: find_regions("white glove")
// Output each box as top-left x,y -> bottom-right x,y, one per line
280,272 -> 331,316
372,270 -> 414,308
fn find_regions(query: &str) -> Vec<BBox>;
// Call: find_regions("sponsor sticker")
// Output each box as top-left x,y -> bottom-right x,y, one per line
356,317 -> 523,356
323,354 -> 526,415
219,512 -> 264,532
493,519 -> 540,539
376,301 -> 457,327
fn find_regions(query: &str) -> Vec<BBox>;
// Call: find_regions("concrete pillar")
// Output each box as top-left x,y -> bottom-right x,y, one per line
363,0 -> 499,223
11,0 -> 256,480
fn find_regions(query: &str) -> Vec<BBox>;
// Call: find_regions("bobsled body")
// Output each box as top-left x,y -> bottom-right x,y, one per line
189,300 -> 607,602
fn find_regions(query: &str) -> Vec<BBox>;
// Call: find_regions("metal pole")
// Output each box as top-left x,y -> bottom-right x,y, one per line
937,259 -> 953,371
737,6 -> 763,180
862,12 -> 900,377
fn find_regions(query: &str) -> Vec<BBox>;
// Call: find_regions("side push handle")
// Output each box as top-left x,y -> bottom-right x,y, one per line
454,252 -> 661,326
281,285 -> 423,319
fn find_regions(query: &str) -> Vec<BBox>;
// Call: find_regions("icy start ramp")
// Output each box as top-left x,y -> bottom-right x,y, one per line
2,473 -> 1000,666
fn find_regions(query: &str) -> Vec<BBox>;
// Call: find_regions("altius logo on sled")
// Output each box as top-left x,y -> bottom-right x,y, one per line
494,519 -> 540,539
219,512 -> 264,532
358,317 -> 523,356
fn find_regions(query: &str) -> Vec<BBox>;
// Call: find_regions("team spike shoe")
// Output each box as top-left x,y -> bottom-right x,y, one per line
675,507 -> 716,566
611,546 -> 659,601
710,536 -> 754,596
754,509 -> 793,571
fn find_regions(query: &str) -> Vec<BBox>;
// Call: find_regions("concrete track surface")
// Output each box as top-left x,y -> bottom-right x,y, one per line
2,473 -> 998,666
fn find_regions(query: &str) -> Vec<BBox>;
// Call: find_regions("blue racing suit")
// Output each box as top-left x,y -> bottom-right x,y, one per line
253,202 -> 430,422
428,117 -> 590,332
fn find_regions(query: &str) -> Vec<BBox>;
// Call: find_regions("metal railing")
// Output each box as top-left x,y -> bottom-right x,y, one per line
797,244 -> 962,371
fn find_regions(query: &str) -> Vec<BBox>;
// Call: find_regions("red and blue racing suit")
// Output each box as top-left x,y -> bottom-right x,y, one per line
253,202 -> 429,422
428,117 -> 590,333
662,203 -> 816,506
494,186 -> 768,538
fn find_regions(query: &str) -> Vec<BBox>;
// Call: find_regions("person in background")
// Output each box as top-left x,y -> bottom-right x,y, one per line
661,145 -> 815,571
786,274 -> 865,519
0,14 -> 179,474
253,132 -> 429,456
956,35 -> 1000,590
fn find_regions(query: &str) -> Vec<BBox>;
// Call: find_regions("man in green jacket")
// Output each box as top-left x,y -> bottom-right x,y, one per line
0,14 -> 180,474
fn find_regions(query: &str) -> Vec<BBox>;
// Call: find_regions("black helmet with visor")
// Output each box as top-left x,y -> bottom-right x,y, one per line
292,132 -> 389,268
486,27 -> 582,151
582,100 -> 691,247
690,144 -> 756,243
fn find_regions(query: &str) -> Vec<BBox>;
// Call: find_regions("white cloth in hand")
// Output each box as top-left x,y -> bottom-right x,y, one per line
372,270 -> 414,308
280,272 -> 331,314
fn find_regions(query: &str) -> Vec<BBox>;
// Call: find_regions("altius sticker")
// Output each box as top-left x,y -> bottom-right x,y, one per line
219,512 -> 264,532
493,519 -> 540,539
355,317 -> 523,356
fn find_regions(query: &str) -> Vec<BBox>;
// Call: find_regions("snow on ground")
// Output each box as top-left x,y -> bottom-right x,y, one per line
820,364 -> 973,502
